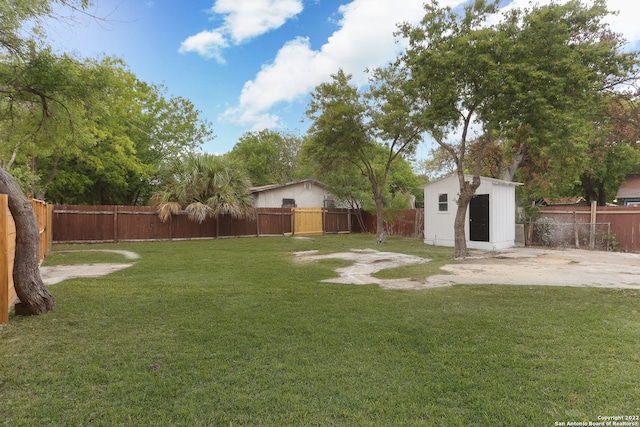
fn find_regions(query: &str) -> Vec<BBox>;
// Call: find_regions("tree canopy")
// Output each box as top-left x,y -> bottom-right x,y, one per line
305,68 -> 423,241
228,129 -> 302,187
0,0 -> 94,314
150,153 -> 254,224
399,0 -> 639,256
2,54 -> 213,204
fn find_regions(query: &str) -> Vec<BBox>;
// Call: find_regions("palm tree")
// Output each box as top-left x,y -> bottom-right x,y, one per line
150,153 -> 254,224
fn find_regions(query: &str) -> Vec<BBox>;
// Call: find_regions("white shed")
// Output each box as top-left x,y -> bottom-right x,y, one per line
423,174 -> 521,250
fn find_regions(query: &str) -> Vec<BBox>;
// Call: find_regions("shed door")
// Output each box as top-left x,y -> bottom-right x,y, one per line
469,194 -> 489,242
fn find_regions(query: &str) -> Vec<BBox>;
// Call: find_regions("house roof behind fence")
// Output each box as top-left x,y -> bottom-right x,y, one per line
250,179 -> 326,193
616,174 -> 640,200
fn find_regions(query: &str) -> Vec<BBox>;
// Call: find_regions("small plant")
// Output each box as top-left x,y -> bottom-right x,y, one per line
534,217 -> 559,246
523,201 -> 542,224
602,232 -> 619,251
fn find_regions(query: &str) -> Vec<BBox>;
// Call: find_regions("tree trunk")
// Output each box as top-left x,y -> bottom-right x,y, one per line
581,175 -> 600,206
0,167 -> 55,315
354,208 -> 367,233
375,195 -> 385,243
597,183 -> 607,207
453,174 -> 481,259
501,142 -> 527,182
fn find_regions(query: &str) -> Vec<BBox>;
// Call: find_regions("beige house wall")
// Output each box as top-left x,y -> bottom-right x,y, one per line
253,181 -> 332,208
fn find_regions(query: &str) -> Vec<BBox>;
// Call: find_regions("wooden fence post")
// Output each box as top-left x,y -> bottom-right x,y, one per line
0,194 -> 9,324
590,201 -> 597,250
46,203 -> 53,254
113,206 -> 118,243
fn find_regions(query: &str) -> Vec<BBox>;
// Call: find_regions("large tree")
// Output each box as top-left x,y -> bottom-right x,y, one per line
228,129 -> 302,186
38,59 -> 213,205
499,0 -> 637,183
577,93 -> 640,205
0,0 -> 92,314
305,67 -> 422,242
400,0 -> 639,257
399,0 -> 502,257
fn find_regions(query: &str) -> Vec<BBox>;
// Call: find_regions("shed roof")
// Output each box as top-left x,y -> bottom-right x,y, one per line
421,174 -> 522,188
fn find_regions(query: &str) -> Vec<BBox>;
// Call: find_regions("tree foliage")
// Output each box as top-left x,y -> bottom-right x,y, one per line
305,68 -> 423,242
0,0 -> 93,314
399,0 -> 501,257
150,154 -> 254,224
577,93 -> 640,205
400,0 -> 639,256
1,55 -> 214,204
228,129 -> 302,186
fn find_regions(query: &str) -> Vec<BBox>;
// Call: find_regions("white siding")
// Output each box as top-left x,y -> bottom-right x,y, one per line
253,181 -> 330,208
423,175 -> 457,247
423,175 -> 520,250
489,183 -> 516,248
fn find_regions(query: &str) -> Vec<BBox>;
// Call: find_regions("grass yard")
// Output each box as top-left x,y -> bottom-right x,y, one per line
1,234 -> 639,426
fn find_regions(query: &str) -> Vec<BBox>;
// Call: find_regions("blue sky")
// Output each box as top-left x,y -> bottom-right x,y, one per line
45,0 -> 640,157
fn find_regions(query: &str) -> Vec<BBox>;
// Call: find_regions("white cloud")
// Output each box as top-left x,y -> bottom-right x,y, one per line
222,0 -> 453,128
491,0 -> 640,48
214,0 -> 303,44
179,29 -> 228,62
603,0 -> 640,46
223,0 -> 640,131
179,0 -> 303,61
221,37 -> 331,128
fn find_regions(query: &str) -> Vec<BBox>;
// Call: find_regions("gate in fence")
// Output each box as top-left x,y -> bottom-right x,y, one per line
292,208 -> 323,236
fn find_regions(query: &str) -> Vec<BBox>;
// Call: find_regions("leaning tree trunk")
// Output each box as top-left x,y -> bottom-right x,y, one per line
453,193 -> 471,259
501,142 -> 527,182
453,174 -> 481,259
0,167 -> 55,315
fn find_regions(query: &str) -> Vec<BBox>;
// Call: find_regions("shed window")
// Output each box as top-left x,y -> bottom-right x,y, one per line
438,194 -> 448,212
282,198 -> 296,208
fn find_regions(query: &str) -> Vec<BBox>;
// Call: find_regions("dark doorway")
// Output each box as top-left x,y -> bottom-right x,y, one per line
469,194 -> 489,242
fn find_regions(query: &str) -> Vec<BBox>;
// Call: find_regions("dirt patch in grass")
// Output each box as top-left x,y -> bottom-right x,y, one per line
40,249 -> 139,285
40,264 -> 134,285
295,247 -> 640,290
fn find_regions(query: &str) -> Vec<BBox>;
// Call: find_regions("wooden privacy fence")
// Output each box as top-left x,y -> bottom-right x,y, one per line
1,196 -> 53,324
52,205 -> 354,243
359,209 -> 425,239
535,203 -> 640,252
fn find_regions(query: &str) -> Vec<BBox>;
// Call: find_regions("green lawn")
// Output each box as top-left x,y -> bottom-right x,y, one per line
1,235 -> 638,426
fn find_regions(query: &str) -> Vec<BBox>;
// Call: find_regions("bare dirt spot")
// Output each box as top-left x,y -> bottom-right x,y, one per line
40,250 -> 139,285
40,264 -> 134,285
294,247 -> 640,290
429,247 -> 640,289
